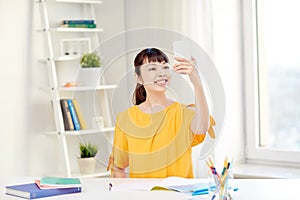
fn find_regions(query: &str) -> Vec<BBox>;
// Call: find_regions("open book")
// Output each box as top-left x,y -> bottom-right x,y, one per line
113,176 -> 209,195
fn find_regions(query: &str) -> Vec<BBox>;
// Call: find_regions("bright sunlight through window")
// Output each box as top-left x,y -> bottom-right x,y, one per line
257,0 -> 300,151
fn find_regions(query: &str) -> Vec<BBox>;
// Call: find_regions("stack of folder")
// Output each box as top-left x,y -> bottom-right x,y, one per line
5,176 -> 81,199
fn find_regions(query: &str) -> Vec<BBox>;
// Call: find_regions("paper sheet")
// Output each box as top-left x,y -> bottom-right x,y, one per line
113,177 -> 206,192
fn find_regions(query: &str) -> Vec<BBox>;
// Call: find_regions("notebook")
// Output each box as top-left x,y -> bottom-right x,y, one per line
39,176 -> 81,187
5,182 -> 81,199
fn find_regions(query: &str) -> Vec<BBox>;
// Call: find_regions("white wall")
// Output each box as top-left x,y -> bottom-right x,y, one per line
0,1 -> 31,176
211,0 -> 245,169
0,0 -> 244,176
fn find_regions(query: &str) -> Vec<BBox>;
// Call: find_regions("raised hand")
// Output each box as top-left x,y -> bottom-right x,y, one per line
173,56 -> 201,84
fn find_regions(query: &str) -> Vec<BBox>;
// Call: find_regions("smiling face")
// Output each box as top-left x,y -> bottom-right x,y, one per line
137,60 -> 172,92
133,48 -> 170,105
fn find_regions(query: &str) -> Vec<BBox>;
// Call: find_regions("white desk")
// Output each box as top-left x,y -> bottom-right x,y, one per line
1,177 -> 298,199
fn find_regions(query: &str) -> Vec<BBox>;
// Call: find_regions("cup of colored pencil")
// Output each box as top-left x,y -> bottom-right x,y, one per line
207,157 -> 234,200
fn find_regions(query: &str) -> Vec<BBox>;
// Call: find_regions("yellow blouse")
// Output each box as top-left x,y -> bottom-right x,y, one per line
111,102 -> 214,178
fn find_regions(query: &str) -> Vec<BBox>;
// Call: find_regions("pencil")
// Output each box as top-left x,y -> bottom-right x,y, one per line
221,157 -> 228,176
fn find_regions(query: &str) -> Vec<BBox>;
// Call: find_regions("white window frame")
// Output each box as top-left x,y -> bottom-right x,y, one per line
243,0 -> 300,166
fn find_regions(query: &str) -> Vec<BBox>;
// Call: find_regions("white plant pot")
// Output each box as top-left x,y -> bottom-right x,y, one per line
77,157 -> 96,174
77,67 -> 102,87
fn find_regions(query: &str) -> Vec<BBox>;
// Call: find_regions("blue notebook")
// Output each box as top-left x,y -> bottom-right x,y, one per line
5,182 -> 81,199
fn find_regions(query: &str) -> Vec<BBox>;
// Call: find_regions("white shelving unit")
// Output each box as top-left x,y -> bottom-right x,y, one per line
37,0 -> 115,178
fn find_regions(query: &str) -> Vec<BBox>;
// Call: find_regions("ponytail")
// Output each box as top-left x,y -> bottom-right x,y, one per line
133,83 -> 146,105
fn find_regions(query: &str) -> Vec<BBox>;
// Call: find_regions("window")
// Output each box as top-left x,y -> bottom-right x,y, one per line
243,0 -> 300,164
258,0 -> 300,151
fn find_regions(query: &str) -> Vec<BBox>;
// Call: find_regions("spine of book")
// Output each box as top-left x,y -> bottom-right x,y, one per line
60,24 -> 96,28
67,99 -> 81,130
61,19 -> 94,25
72,99 -> 87,130
5,183 -> 81,199
31,186 -> 81,199
60,99 -> 74,131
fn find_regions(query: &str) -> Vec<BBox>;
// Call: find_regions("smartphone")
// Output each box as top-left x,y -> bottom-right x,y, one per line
173,40 -> 192,60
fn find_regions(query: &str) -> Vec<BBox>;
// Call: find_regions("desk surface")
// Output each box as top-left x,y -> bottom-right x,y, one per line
1,177 -> 298,199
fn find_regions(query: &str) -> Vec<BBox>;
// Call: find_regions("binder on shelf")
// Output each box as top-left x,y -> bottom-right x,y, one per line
67,99 -> 81,130
73,99 -> 87,129
60,99 -> 75,131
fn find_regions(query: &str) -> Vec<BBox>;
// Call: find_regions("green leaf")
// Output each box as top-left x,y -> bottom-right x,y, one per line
80,53 -> 101,68
79,143 -> 98,158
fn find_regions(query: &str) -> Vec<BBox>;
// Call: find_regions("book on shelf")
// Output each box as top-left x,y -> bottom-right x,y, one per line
60,99 -> 75,131
61,19 -> 95,25
73,99 -> 87,130
67,99 -> 81,130
5,182 -> 81,199
60,23 -> 97,28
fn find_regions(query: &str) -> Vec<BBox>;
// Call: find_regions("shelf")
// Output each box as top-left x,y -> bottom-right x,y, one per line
41,85 -> 118,92
54,56 -> 81,61
44,127 -> 115,136
234,163 -> 300,179
64,127 -> 115,135
39,0 -> 112,179
56,0 -> 103,4
59,85 -> 118,91
50,27 -> 103,33
39,56 -> 81,62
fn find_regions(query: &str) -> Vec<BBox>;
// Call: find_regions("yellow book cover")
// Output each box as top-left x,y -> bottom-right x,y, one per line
72,99 -> 87,130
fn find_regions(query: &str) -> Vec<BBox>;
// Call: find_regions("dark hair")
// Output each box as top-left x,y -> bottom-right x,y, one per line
133,48 -> 169,105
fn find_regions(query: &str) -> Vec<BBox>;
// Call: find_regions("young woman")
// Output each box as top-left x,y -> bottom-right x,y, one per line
108,48 -> 215,178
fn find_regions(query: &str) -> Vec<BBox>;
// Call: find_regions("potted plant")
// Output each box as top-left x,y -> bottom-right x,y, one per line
80,52 -> 101,68
77,142 -> 98,174
79,52 -> 102,86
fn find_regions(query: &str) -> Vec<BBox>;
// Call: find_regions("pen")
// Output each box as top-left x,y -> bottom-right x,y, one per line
192,186 -> 217,196
108,182 -> 113,191
221,157 -> 228,176
192,190 -> 208,196
206,159 -> 220,183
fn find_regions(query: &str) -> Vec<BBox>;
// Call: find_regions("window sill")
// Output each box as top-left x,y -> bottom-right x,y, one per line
234,163 -> 300,179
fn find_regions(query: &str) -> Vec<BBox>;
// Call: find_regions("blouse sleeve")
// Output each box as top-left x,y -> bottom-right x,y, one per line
107,111 -> 129,171
186,103 -> 216,146
111,115 -> 129,169
191,115 -> 216,146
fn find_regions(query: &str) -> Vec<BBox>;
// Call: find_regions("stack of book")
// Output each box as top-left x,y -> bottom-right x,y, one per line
60,19 -> 96,28
5,177 -> 82,199
60,99 -> 87,131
